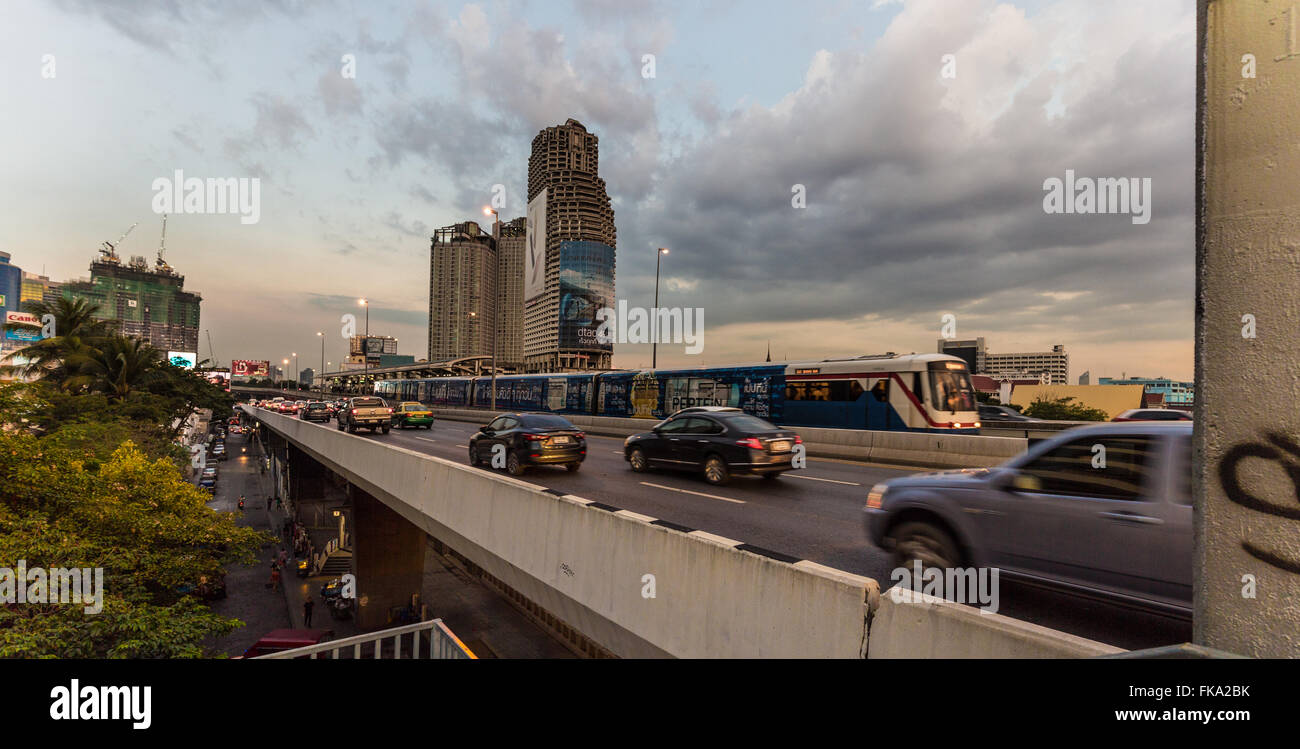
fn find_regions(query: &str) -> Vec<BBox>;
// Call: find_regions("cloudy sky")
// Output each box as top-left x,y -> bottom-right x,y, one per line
0,0 -> 1194,380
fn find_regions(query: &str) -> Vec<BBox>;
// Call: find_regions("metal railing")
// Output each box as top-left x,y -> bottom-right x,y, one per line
255,619 -> 477,659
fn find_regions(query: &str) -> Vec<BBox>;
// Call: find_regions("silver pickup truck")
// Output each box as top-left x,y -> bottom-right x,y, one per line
336,397 -> 393,434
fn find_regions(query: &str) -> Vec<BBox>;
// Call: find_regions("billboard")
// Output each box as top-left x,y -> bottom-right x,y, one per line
557,241 -> 615,352
204,369 -> 231,392
232,359 -> 270,377
525,188 -> 547,302
4,310 -> 40,343
167,351 -> 198,369
364,337 -> 384,363
5,310 -> 39,327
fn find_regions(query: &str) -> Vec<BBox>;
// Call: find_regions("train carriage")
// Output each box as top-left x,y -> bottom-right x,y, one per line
373,352 -> 978,434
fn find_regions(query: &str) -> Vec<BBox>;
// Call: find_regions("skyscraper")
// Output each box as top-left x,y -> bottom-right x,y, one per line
495,216 -> 527,369
427,221 -> 497,362
524,119 -> 616,371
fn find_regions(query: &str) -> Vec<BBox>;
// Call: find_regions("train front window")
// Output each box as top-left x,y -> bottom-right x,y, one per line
929,369 -> 976,412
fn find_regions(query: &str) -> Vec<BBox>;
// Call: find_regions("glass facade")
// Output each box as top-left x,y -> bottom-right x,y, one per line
557,241 -> 614,353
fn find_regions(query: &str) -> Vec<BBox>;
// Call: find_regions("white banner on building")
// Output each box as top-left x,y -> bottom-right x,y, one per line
525,188 -> 547,302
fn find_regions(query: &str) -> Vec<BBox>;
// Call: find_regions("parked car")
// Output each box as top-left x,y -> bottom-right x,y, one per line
1112,408 -> 1192,422
392,401 -> 434,429
300,401 -> 332,422
862,422 -> 1193,616
469,412 -> 586,475
978,404 -> 1039,422
198,476 -> 217,492
336,397 -> 394,434
624,411 -> 802,486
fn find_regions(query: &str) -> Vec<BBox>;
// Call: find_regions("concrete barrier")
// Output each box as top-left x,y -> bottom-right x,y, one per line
249,408 -> 876,658
429,407 -> 1026,469
867,591 -> 1124,658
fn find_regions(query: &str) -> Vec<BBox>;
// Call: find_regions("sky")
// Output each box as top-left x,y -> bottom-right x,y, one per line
0,0 -> 1195,380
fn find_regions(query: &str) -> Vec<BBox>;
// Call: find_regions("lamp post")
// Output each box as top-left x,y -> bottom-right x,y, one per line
359,298 -> 369,382
281,359 -> 289,391
652,247 -> 669,369
292,352 -> 298,391
317,331 -> 324,391
482,206 -> 500,409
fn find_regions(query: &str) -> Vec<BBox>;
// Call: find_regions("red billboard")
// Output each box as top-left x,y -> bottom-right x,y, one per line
231,359 -> 270,377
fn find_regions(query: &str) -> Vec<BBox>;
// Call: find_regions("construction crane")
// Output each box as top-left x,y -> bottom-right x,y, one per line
155,214 -> 173,274
99,222 -> 137,263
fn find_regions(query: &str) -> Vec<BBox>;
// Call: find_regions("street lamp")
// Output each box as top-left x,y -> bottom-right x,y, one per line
292,352 -> 298,391
359,298 -> 369,381
281,359 -> 289,391
482,206 -> 501,409
653,247 -> 669,369
317,331 -> 324,391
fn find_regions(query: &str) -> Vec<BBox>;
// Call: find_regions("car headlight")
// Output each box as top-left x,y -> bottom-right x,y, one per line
623,435 -> 633,446
866,483 -> 889,510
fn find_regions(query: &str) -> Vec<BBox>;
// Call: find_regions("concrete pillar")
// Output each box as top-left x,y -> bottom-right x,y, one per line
1196,0 -> 1300,656
287,444 -> 327,504
351,486 -> 426,630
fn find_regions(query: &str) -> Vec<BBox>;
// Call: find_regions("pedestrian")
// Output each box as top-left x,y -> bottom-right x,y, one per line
270,565 -> 281,591
266,496 -> 272,511
237,496 -> 245,512
278,548 -> 287,568
276,496 -> 283,511
303,597 -> 314,627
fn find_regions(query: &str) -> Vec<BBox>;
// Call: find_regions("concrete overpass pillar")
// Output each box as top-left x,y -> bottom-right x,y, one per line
351,485 -> 426,630
287,444 -> 327,504
1197,0 -> 1300,656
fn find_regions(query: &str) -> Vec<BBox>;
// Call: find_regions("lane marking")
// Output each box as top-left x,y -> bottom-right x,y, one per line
638,481 -> 745,504
455,444 -> 468,449
784,473 -> 861,486
412,437 -> 437,443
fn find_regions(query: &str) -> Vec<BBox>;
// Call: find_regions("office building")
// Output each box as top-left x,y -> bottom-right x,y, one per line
0,252 -> 33,361
523,119 -> 616,371
496,217 -> 526,369
1079,370 -> 1090,385
21,271 -> 62,305
299,368 -> 315,387
427,221 -> 497,362
937,338 -> 1069,385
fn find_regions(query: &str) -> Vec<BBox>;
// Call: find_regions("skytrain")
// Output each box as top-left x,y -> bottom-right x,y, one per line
374,352 -> 981,433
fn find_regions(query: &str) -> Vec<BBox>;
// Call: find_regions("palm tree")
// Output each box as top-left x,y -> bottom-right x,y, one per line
65,335 -> 165,400
1,298 -> 114,383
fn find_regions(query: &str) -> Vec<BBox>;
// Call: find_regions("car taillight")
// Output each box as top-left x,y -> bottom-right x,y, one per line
524,433 -> 546,441
737,438 -> 764,450
385,408 -> 393,414
794,435 -> 803,444
575,431 -> 585,439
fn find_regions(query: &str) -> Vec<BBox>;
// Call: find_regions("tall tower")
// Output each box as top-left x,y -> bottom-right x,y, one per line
427,221 -> 497,362
524,119 -> 616,371
495,216 -> 527,369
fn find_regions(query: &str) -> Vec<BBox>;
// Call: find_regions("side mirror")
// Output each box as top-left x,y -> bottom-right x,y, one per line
480,425 -> 493,434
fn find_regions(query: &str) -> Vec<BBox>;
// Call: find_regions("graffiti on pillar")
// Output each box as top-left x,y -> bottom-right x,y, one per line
1217,432 -> 1300,574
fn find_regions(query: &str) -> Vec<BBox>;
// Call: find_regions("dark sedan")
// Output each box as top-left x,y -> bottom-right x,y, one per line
299,401 -> 332,422
623,411 -> 802,486
468,413 -> 587,475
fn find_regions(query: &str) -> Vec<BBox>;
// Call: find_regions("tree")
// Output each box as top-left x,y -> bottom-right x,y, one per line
1021,395 -> 1109,421
64,335 -> 166,400
0,427 -> 268,658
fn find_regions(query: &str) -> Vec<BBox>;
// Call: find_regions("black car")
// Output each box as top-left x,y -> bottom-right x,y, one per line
623,411 -> 802,486
300,401 -> 332,422
978,404 -> 1038,422
468,412 -> 587,475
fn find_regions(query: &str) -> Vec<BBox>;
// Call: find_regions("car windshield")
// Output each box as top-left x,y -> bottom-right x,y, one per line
721,414 -> 779,432
520,414 -> 576,429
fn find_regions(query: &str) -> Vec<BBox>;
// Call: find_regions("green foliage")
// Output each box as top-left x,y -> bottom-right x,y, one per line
1021,395 -> 1109,421
0,345 -> 261,658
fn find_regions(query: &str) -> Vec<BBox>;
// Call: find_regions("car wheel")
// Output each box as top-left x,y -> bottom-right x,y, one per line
703,455 -> 731,486
565,462 -> 581,473
382,427 -> 390,434
468,444 -> 482,466
506,450 -> 526,476
347,423 -> 356,433
628,447 -> 648,473
889,521 -> 962,572
762,472 -> 780,480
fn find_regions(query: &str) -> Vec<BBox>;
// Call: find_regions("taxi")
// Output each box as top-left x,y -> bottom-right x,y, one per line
393,401 -> 434,429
